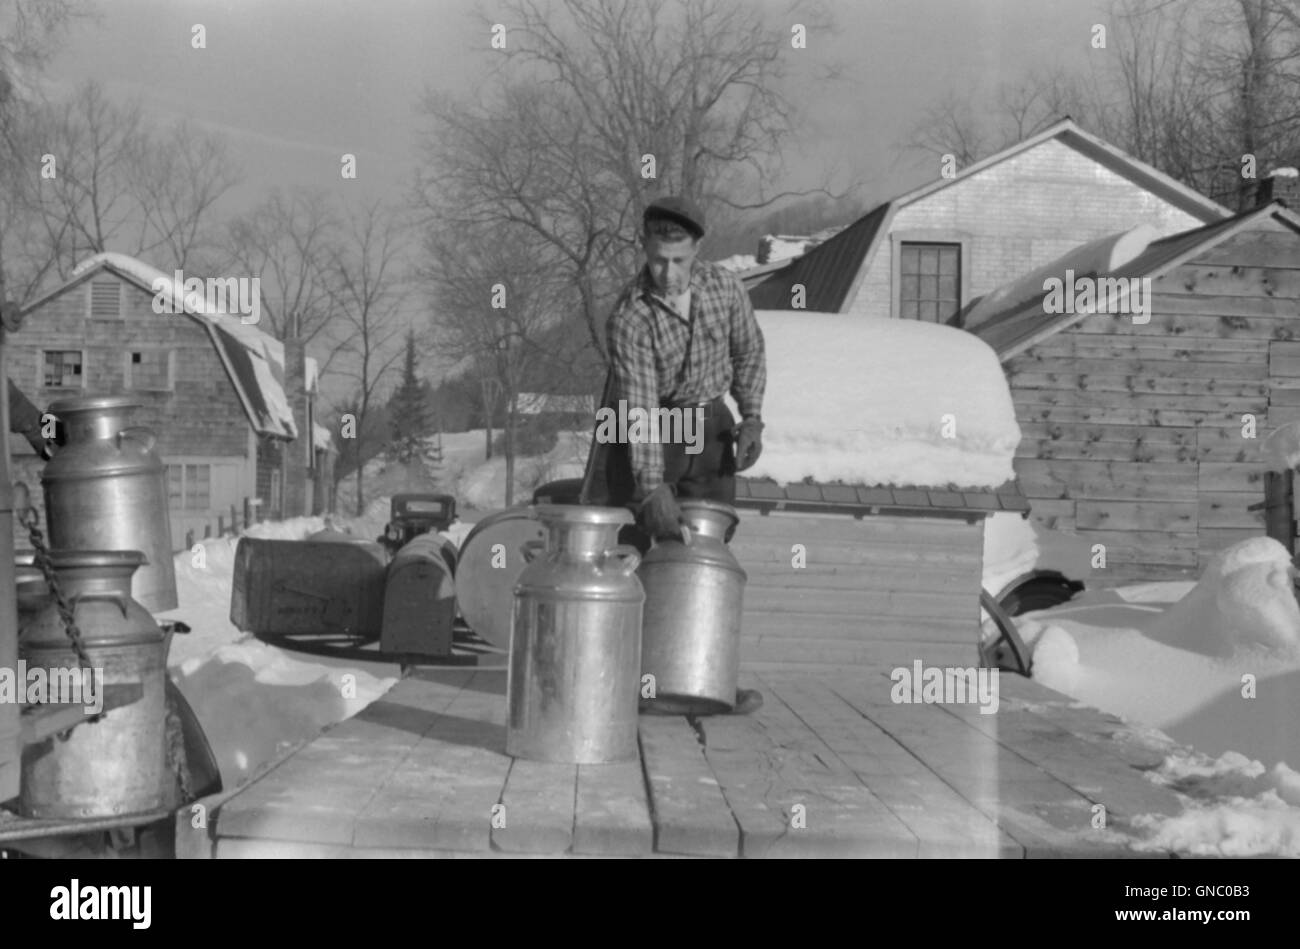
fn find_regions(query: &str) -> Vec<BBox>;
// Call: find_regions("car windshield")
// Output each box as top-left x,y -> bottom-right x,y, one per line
402,501 -> 446,514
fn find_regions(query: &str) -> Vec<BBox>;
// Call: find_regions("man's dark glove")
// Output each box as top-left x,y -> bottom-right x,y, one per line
636,483 -> 685,541
734,416 -> 764,472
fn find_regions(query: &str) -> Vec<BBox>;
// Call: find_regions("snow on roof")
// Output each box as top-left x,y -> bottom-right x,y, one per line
739,312 -> 1020,490
70,252 -> 302,439
313,422 -> 334,452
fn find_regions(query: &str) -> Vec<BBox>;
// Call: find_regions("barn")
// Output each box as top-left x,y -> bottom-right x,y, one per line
965,194 -> 1300,584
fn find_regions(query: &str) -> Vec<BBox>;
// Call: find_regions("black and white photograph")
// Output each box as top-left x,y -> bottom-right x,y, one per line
0,0 -> 1296,904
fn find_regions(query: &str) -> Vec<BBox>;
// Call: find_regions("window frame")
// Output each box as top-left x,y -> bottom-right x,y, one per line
166,462 -> 214,512
125,348 -> 175,392
889,231 -> 971,324
40,349 -> 87,391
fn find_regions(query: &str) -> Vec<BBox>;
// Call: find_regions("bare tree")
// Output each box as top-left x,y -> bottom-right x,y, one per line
414,0 -> 845,363
322,201 -> 409,515
421,219 -> 573,506
220,188 -> 342,346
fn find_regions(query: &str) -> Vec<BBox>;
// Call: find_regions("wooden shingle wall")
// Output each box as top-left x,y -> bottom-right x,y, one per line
1008,221 -> 1300,584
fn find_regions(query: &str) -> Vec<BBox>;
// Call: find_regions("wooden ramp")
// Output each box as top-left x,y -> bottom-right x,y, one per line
193,664 -> 1193,859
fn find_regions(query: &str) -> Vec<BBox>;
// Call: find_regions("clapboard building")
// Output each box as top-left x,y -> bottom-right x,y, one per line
745,119 -> 1230,321
8,252 -> 334,551
968,192 -> 1300,584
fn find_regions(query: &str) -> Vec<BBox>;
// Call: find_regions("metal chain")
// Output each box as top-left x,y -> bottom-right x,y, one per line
17,506 -> 94,672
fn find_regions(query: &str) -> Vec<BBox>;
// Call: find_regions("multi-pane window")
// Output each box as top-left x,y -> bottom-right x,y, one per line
900,243 -> 961,323
128,350 -> 172,391
43,350 -> 84,388
167,464 -> 211,511
89,279 -> 123,319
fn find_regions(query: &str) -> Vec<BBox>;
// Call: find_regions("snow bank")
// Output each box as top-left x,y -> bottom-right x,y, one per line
1144,537 -> 1300,658
981,512 -> 1040,596
1131,751 -> 1300,857
156,508 -> 401,789
744,313 -> 1020,489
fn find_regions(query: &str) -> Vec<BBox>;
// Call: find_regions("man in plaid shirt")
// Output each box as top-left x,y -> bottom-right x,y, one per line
579,196 -> 767,714
581,196 -> 766,535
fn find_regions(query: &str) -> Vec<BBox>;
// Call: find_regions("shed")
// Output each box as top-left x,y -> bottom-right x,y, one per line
966,200 -> 1300,583
727,311 -> 1028,668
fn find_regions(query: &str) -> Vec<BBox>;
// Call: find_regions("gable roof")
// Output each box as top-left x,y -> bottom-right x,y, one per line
968,202 -> 1300,361
747,118 -> 1234,313
25,253 -> 311,439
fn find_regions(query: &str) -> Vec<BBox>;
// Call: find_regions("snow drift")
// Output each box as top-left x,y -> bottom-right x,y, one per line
741,312 -> 1021,489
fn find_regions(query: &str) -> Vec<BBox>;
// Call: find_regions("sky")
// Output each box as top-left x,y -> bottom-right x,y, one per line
39,0 -> 1118,238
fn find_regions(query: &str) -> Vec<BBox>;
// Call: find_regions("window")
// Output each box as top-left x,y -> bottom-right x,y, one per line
43,350 -> 84,388
127,350 -> 173,391
88,279 -> 123,320
899,243 -> 961,323
167,463 -> 211,511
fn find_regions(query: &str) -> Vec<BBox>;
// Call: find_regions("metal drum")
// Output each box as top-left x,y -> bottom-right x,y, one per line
638,499 -> 747,715
454,508 -> 547,648
19,550 -> 169,819
507,505 -> 644,763
41,396 -> 177,612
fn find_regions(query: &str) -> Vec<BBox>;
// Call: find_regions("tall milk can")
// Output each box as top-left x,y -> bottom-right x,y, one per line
42,396 -> 177,612
507,505 -> 644,763
19,550 -> 170,819
639,499 -> 747,714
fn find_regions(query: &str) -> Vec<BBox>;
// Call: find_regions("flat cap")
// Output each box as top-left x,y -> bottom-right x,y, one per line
644,195 -> 705,239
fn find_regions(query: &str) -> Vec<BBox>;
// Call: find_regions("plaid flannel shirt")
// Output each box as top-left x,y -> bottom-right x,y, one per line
605,259 -> 766,495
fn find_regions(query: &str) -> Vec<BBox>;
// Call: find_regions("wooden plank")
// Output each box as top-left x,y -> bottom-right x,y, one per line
573,761 -> 654,856
758,676 -> 1018,857
1195,424 -> 1263,463
742,636 -> 980,667
1197,462 -> 1265,494
218,670 -> 473,847
638,717 -> 738,857
1014,459 -> 1197,502
492,759 -> 577,854
1198,527 -> 1263,555
1011,356 -> 1268,378
1145,293 -> 1300,317
826,673 -> 1124,856
936,697 -> 1185,837
1012,389 -> 1266,413
1010,372 -> 1268,399
729,538 -> 980,567
1022,499 -> 1076,530
351,670 -> 509,853
1019,421 -> 1198,446
1072,529 -> 1199,550
1158,264 -> 1300,300
1198,491 -> 1264,529
1051,335 -> 1267,357
1021,439 -> 1189,464
741,562 -> 979,591
1014,405 -> 1252,428
735,512 -> 981,544
745,587 -> 977,620
1075,499 -> 1196,532
1195,230 -> 1300,269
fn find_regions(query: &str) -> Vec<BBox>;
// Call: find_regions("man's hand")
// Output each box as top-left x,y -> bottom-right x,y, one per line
734,416 -> 764,471
636,483 -> 685,541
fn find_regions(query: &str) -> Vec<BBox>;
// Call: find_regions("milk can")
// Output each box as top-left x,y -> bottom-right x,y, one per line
41,396 -> 177,612
19,550 -> 169,819
507,505 -> 644,764
639,499 -> 747,715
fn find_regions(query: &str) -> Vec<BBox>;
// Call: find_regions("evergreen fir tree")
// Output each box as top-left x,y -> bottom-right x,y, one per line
387,330 -> 433,464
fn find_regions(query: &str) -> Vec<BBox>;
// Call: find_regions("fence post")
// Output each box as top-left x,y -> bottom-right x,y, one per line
218,514 -> 225,536
185,529 -> 194,550
244,497 -> 252,529
1263,469 -> 1295,557
231,504 -> 239,534
204,524 -> 212,540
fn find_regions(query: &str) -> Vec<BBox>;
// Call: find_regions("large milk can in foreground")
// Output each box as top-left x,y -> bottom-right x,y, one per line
19,550 -> 170,818
639,499 -> 747,714
507,505 -> 644,763
41,396 -> 177,612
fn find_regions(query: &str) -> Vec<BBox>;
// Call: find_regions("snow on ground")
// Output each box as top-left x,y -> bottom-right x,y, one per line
745,313 -> 1020,489
453,430 -> 590,509
156,510 -> 403,789
1013,536 -> 1300,855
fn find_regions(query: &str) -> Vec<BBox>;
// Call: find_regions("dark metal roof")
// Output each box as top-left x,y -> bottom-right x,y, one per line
747,202 -> 892,312
970,206 -> 1294,361
733,477 -> 1030,520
